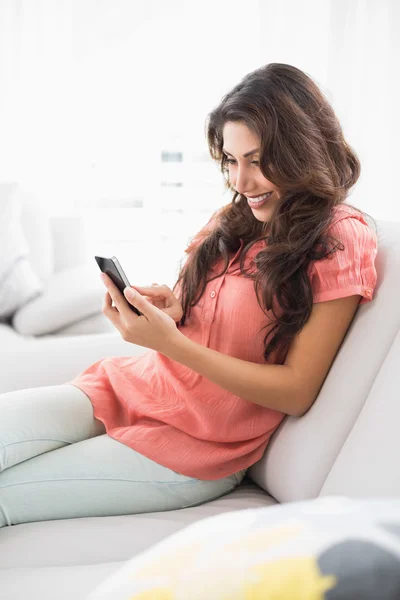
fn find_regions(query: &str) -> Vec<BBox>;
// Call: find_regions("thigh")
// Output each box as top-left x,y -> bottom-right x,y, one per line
0,384 -> 105,472
0,433 -> 244,527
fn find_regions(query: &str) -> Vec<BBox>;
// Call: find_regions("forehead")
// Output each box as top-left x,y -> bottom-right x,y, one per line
222,121 -> 260,151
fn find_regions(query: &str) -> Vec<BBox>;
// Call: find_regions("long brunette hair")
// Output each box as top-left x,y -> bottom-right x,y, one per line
173,63 -> 375,363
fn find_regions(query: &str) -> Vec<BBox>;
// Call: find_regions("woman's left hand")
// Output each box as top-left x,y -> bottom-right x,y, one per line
100,273 -> 184,354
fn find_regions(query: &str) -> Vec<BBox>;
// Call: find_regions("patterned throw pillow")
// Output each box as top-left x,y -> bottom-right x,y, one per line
86,496 -> 400,600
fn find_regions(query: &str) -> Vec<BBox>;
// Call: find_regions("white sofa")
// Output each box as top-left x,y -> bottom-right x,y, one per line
0,212 -> 399,600
0,183 -> 114,358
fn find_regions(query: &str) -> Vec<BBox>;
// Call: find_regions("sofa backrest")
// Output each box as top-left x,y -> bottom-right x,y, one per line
16,183 -> 89,280
17,185 -> 55,281
248,218 -> 400,501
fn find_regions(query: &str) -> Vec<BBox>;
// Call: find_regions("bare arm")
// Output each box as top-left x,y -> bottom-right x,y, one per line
163,294 -> 362,417
164,336 -> 304,417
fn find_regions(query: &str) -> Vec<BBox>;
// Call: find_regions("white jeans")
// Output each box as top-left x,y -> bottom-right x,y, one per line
0,384 -> 246,527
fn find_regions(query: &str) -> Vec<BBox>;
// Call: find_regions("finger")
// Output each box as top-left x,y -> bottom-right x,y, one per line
102,290 -> 112,309
102,292 -> 121,329
103,290 -> 117,311
123,287 -> 156,319
101,273 -> 133,317
132,286 -> 161,296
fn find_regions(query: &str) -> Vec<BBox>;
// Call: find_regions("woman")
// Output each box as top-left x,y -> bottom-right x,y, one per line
0,63 -> 378,527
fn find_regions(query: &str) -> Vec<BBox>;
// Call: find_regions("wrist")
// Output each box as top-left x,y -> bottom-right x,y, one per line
162,328 -> 190,359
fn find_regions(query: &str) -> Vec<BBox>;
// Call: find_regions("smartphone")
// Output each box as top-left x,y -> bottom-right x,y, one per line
95,256 -> 143,316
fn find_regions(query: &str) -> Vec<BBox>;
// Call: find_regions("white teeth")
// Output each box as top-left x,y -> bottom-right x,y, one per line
248,192 -> 272,203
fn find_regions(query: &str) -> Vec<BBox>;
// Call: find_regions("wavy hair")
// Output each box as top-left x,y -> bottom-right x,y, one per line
172,63 -> 375,363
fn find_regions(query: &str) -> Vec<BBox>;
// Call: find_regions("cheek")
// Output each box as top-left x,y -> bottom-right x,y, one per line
261,174 -> 277,192
227,169 -> 237,186
260,170 -> 272,184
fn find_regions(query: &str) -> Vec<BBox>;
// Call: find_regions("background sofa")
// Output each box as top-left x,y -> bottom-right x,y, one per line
0,193 -> 399,599
0,182 -> 114,351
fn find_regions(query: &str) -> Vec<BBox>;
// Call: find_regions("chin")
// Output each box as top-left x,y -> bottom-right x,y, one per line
251,207 -> 273,223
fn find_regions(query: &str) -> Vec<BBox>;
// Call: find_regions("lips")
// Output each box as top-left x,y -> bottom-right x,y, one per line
247,191 -> 273,208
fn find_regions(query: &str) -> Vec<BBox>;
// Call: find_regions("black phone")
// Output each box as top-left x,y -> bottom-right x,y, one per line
95,255 -> 143,316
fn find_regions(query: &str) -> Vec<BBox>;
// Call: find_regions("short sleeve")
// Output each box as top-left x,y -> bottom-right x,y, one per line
307,214 -> 378,305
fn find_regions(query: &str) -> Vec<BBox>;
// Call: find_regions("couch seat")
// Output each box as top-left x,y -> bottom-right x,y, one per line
0,477 -> 274,600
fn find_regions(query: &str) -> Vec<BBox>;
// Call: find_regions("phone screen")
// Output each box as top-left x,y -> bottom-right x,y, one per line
95,256 -> 142,316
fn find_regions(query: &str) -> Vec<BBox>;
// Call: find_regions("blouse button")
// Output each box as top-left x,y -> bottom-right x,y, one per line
210,290 -> 216,298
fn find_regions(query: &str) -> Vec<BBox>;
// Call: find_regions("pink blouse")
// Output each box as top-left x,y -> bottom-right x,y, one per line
68,203 -> 378,480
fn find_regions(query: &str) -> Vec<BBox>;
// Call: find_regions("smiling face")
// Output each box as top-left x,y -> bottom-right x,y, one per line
222,121 -> 281,222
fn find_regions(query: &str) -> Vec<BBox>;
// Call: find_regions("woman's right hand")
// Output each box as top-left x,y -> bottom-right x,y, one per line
130,283 -> 184,323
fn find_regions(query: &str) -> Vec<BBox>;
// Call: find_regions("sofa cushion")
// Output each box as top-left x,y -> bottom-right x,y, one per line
0,322 -> 25,344
85,496 -> 400,600
11,263 -> 110,336
0,183 -> 44,320
0,477 -> 272,570
0,563 -> 124,600
248,219 -> 400,502
0,480 -> 273,600
54,312 -> 114,336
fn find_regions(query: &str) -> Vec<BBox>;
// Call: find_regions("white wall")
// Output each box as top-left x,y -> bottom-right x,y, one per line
258,0 -> 400,221
0,0 -> 398,228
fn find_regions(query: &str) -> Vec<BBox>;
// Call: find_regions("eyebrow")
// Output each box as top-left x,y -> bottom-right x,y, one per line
222,147 -> 260,158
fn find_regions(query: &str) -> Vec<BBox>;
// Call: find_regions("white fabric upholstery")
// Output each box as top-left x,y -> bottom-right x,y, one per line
0,258 -> 43,320
0,182 -> 112,339
11,263 -> 113,336
319,327 -> 400,497
0,479 -> 272,570
50,215 -> 89,275
55,312 -> 115,336
0,183 -> 44,319
0,331 -> 143,394
247,219 -> 400,501
0,563 -> 124,600
0,183 -> 29,280
15,184 -> 54,282
0,480 -> 273,600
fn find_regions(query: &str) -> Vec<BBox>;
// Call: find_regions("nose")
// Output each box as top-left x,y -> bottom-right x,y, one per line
232,165 -> 252,195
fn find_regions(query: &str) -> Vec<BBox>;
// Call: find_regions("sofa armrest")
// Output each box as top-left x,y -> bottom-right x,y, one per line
12,262 -> 107,336
0,331 -> 149,393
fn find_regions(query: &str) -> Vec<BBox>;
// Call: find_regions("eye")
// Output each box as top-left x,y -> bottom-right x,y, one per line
224,157 -> 260,166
